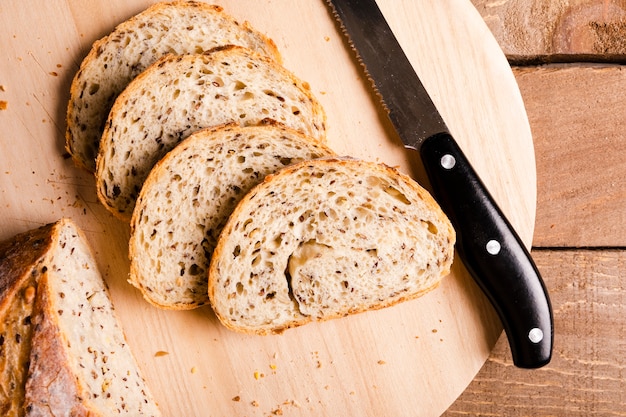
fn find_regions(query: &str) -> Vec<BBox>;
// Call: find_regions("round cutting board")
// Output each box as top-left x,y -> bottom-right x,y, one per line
0,0 -> 535,415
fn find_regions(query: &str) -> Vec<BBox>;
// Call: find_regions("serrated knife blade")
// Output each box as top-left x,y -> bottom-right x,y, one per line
327,0 -> 553,369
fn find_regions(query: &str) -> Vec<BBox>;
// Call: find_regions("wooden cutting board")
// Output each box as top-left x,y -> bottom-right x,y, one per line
0,1 -> 536,415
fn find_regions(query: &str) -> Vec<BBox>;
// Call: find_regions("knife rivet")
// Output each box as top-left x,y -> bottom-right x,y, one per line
528,327 -> 544,344
486,239 -> 501,255
440,154 -> 456,170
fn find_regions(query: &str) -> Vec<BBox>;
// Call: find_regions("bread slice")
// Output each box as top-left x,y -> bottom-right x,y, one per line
0,224 -> 56,416
96,46 -> 327,221
0,219 -> 161,416
129,122 -> 335,310
66,1 -> 281,172
208,158 -> 456,335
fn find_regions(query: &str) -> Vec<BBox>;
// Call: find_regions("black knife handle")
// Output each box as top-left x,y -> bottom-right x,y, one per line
420,132 -> 553,368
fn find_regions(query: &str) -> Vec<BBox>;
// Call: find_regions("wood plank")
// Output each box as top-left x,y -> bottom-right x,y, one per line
444,249 -> 626,416
471,0 -> 626,62
514,64 -> 626,247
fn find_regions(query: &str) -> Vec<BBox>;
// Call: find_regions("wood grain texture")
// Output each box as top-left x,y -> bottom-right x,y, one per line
513,64 -> 626,247
471,0 -> 626,62
445,249 -> 626,416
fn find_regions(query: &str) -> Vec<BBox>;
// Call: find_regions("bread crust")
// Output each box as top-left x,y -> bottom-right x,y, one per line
65,1 -> 281,172
23,271 -> 93,417
0,224 -> 55,417
208,157 -> 455,335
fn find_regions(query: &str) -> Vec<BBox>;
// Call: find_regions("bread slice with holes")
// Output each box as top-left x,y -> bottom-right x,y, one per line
208,157 -> 456,335
129,122 -> 334,310
96,45 -> 327,221
0,219 -> 161,416
66,1 -> 281,172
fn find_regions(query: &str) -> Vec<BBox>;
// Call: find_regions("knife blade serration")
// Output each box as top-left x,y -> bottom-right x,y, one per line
327,0 -> 447,150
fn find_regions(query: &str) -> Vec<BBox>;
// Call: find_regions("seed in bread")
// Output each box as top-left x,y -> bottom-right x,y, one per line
66,0 -> 281,172
208,158 -> 456,335
96,46 -> 327,221
0,219 -> 161,416
129,122 -> 335,310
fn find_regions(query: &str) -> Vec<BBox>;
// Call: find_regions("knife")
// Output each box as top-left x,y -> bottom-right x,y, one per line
326,0 -> 553,368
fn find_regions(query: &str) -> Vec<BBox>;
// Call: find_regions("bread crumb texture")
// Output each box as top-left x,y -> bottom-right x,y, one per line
209,158 -> 455,335
97,46 -> 326,220
129,123 -> 333,309
66,0 -> 281,172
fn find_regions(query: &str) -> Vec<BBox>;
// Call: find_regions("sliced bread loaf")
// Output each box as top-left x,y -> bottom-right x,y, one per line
129,122 -> 335,310
66,1 -> 281,172
0,219 -> 161,416
208,158 -> 456,335
96,46 -> 327,221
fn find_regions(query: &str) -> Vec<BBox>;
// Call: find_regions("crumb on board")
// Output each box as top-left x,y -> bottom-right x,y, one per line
154,350 -> 169,357
251,400 -> 259,407
232,396 -> 240,402
191,366 -> 198,374
0,101 -> 7,110
377,360 -> 386,365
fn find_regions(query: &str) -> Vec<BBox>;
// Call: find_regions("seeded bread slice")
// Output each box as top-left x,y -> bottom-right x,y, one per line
96,46 -> 327,221
66,1 -> 281,172
129,122 -> 335,310
0,219 -> 161,416
208,158 -> 456,335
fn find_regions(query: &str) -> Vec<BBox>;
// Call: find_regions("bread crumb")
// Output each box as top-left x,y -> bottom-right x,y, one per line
269,363 -> 277,370
324,36 -> 330,41
191,366 -> 198,374
154,350 -> 169,357
251,400 -> 259,407
253,371 -> 264,380
0,85 -> 5,91
377,360 -> 386,365
432,329 -> 438,333
232,395 -> 240,402
272,407 -> 283,415
0,101 -> 7,110
49,71 -> 58,77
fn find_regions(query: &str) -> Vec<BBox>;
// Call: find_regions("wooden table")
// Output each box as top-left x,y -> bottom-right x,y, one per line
445,1 -> 626,415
